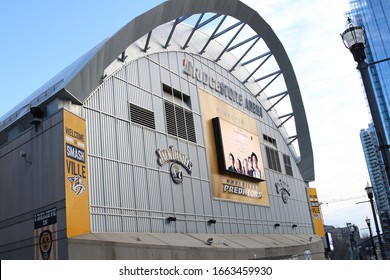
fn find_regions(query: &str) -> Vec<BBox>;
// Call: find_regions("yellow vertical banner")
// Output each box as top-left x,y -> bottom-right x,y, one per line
63,109 -> 90,238
307,187 -> 325,237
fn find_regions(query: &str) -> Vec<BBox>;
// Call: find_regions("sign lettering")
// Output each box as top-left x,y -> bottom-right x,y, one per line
183,59 -> 262,118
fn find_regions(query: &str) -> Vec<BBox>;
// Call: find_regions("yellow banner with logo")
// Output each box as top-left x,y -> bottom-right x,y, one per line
307,187 -> 325,236
63,109 -> 90,238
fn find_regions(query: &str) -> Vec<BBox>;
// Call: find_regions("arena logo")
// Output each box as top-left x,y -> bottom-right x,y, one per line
275,179 -> 291,204
156,146 -> 192,184
67,176 -> 86,195
183,59 -> 262,118
39,230 -> 53,260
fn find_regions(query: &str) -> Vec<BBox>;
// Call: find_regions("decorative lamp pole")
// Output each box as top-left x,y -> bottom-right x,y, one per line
341,19 -> 390,189
365,216 -> 378,260
365,183 -> 387,259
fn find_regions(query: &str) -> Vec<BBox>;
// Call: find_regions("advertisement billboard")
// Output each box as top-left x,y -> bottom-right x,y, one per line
212,117 -> 265,181
199,89 -> 269,206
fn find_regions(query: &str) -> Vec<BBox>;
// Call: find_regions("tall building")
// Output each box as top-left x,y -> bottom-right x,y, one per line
0,0 -> 324,259
347,0 -> 390,141
360,124 -> 390,256
347,0 -> 390,258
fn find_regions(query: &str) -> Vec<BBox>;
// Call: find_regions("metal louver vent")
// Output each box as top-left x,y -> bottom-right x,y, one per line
129,103 -> 155,129
164,101 -> 177,136
265,146 -> 282,172
185,110 -> 196,143
176,107 -> 187,139
283,154 -> 293,176
164,100 -> 196,143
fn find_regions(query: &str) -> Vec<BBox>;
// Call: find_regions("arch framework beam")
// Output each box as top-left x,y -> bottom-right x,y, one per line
64,0 -> 314,182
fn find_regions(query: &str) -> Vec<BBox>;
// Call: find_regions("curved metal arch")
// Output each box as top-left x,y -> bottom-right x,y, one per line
65,0 -> 314,181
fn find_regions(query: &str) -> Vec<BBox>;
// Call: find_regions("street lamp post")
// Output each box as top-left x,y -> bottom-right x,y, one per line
365,184 -> 387,259
341,19 -> 390,189
365,216 -> 378,260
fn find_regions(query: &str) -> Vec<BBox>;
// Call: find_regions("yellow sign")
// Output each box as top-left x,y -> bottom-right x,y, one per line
307,187 -> 325,236
63,109 -> 90,238
200,89 -> 269,206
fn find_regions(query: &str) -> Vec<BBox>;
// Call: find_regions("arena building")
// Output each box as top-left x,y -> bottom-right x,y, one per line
0,0 -> 325,260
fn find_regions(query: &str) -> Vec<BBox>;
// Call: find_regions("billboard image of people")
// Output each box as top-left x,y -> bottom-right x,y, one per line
213,117 -> 265,181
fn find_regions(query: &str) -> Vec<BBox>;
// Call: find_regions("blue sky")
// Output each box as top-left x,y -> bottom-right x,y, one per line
0,0 -> 376,234
0,0 -> 162,115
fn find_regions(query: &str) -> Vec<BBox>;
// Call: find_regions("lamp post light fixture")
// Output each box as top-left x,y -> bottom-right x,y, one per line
365,216 -> 378,260
365,183 -> 387,259
341,19 -> 366,62
341,18 -> 390,188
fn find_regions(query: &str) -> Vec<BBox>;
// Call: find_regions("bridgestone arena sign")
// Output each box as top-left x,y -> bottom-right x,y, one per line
183,59 -> 263,118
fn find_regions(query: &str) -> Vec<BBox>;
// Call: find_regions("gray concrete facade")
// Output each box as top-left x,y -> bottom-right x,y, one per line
0,110 -> 68,259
